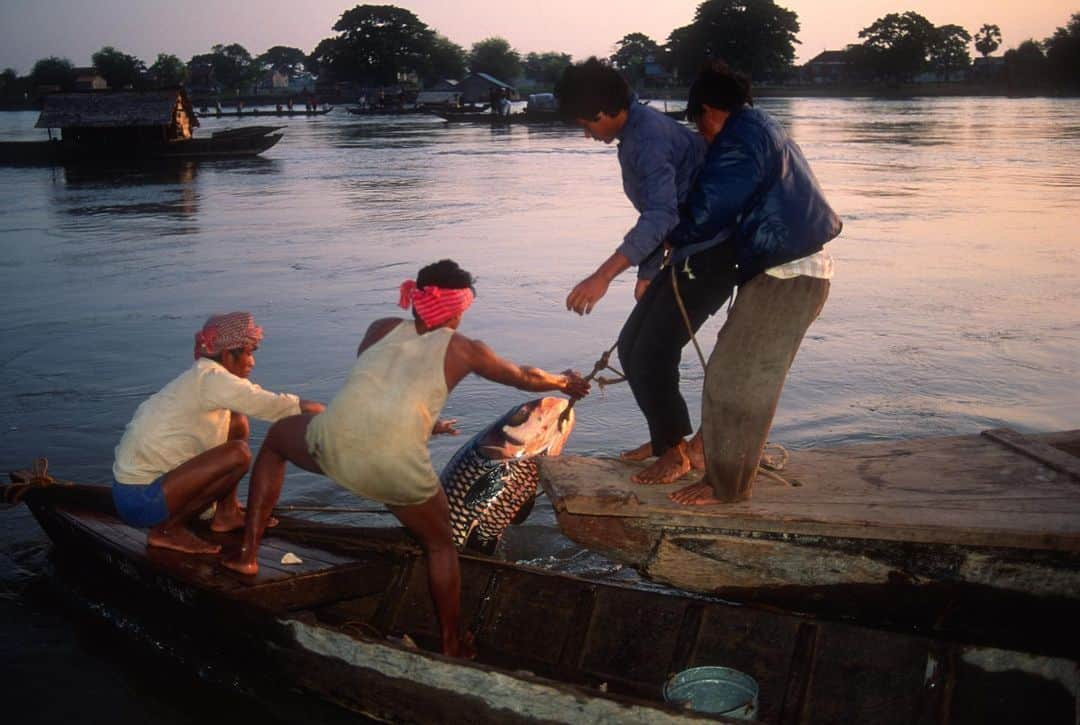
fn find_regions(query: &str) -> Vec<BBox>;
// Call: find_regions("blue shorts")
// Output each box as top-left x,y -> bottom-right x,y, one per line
112,477 -> 170,527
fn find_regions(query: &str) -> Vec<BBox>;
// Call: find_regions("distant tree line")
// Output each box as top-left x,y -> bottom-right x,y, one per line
1,2 -> 1078,103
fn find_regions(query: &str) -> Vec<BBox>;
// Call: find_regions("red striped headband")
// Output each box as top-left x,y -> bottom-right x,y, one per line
398,280 -> 475,328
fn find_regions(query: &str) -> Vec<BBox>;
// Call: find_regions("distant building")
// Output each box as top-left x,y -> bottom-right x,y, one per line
801,50 -> 849,84
642,56 -> 674,87
73,67 -> 107,91
257,69 -> 289,93
417,79 -> 462,107
288,72 -> 316,94
456,73 -> 517,104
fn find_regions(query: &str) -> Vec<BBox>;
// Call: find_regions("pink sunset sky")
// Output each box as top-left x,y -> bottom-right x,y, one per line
0,0 -> 1074,73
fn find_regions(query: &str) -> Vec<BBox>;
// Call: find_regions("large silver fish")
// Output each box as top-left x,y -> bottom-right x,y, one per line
440,397 -> 575,554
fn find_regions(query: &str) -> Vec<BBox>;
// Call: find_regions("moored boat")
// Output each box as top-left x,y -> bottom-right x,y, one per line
4,474 -> 1077,724
196,106 -> 333,118
539,428 -> 1080,657
0,89 -> 283,164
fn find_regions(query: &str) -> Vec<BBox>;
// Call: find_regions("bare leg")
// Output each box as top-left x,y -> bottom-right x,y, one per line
631,439 -> 692,485
149,440 -> 252,554
210,413 -> 278,532
390,489 -> 475,660
619,441 -> 654,462
222,415 -> 321,574
209,412 -> 251,531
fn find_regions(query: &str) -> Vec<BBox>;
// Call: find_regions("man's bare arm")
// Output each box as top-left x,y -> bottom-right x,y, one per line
452,337 -> 589,398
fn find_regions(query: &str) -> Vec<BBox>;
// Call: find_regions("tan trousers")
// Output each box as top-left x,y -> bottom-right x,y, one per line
701,273 -> 830,501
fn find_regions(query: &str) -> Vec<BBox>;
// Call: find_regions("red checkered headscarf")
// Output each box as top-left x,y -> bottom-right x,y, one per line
193,312 -> 263,359
398,280 -> 474,328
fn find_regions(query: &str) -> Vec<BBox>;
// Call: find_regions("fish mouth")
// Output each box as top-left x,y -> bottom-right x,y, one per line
478,397 -> 575,460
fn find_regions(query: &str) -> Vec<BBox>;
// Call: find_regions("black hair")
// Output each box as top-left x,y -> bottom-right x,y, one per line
554,57 -> 632,122
417,259 -> 476,295
207,346 -> 253,363
686,60 -> 753,122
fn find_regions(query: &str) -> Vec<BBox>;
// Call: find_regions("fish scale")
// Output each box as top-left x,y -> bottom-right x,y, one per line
439,398 -> 574,554
441,447 -> 539,550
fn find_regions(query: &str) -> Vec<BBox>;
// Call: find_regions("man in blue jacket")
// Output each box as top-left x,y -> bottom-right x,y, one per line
666,62 -> 842,505
556,58 -> 736,485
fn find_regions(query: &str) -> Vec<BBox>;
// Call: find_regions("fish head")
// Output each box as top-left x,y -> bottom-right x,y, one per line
477,397 -> 575,460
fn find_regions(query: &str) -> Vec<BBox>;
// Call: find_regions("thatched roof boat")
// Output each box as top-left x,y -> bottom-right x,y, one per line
0,89 -> 281,164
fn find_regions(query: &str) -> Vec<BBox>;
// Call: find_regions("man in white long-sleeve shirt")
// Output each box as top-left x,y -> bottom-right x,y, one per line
112,312 -> 323,554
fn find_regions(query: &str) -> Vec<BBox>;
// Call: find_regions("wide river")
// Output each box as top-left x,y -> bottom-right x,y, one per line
2,96 -> 1078,720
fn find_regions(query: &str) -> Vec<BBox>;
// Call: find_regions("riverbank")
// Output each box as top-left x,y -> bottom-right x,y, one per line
1,82 -> 1075,113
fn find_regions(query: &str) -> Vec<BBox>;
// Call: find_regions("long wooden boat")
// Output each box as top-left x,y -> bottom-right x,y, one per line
5,476 -> 1077,724
432,109 -> 567,125
196,107 -> 333,118
345,106 -> 431,116
539,428 -> 1080,658
0,126 -> 281,164
432,108 -> 686,125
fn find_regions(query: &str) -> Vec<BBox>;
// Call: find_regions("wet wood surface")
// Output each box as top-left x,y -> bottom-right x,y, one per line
15,483 -> 1080,724
539,429 -> 1080,551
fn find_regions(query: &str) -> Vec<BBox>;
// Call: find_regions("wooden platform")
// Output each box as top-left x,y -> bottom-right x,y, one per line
539,429 -> 1080,654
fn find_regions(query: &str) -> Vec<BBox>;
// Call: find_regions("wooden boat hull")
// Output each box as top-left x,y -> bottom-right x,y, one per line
0,131 -> 281,164
8,479 -> 1079,724
433,110 -> 568,125
345,106 -> 430,116
539,429 -> 1080,657
196,108 -> 333,118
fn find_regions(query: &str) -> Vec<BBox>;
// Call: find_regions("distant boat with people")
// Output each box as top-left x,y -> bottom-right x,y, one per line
196,106 -> 333,118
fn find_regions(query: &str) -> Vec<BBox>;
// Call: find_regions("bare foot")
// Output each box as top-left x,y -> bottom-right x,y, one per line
210,508 -> 278,533
687,432 -> 705,470
209,505 -> 246,532
445,630 -> 477,660
148,526 -> 222,554
669,481 -> 726,505
620,441 -> 654,462
241,507 -> 280,528
221,556 -> 259,575
631,443 -> 691,484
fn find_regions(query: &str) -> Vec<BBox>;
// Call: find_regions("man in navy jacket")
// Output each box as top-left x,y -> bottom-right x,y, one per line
667,61 -> 842,505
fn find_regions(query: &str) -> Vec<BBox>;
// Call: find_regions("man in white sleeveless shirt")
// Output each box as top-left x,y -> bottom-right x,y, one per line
223,260 -> 589,659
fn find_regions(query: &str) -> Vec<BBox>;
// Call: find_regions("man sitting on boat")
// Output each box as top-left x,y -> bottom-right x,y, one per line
222,260 -> 589,659
112,312 -> 324,555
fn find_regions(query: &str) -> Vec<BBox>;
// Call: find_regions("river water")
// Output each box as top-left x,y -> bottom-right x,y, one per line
1,97 -> 1078,720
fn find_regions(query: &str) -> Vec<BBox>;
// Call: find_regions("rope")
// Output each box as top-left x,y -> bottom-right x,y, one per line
670,262 -> 708,369
3,458 -> 63,506
559,340 -> 625,424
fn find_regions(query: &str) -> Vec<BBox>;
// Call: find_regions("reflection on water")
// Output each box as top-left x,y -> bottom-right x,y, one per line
0,94 -> 1078,720
1,97 -> 1077,469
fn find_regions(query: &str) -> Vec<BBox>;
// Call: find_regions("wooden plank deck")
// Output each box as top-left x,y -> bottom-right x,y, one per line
540,429 -> 1080,551
52,506 -> 394,612
538,429 -> 1080,653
